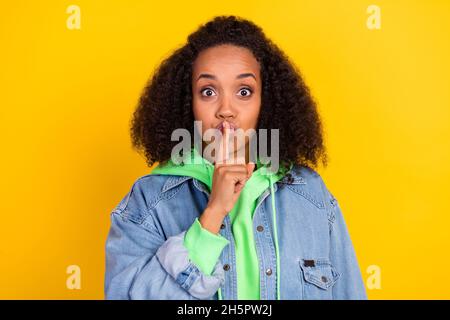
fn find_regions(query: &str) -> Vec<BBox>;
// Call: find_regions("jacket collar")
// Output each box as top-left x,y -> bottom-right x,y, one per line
161,175 -> 192,193
279,166 -> 307,185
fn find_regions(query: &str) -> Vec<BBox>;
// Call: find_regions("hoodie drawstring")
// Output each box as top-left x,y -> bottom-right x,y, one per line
269,175 -> 281,300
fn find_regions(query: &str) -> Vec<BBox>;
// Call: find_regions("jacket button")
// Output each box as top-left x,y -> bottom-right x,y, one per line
265,268 -> 272,276
256,225 -> 264,232
321,276 -> 328,283
220,223 -> 226,229
223,264 -> 230,271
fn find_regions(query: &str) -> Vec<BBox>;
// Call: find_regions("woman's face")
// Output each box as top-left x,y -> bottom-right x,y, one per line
192,44 -> 262,163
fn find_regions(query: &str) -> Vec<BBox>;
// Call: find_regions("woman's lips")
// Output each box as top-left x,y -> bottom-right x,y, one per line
216,121 -> 238,133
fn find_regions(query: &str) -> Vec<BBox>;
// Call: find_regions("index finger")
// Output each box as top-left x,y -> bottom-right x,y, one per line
216,121 -> 230,165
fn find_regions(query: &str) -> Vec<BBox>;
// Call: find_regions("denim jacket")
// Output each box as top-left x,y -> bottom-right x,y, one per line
104,165 -> 367,300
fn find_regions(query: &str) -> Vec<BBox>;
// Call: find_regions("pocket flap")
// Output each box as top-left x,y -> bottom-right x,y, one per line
299,258 -> 340,290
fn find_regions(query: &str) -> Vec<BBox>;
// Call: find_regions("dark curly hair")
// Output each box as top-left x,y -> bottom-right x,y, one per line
131,15 -> 327,175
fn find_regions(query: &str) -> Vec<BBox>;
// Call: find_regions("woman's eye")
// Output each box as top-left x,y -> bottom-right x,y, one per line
200,88 -> 216,97
238,88 -> 252,97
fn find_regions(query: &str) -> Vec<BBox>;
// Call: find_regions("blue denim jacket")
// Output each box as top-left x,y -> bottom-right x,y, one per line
104,165 -> 367,300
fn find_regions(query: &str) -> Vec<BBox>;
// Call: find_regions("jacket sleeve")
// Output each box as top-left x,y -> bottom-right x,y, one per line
326,190 -> 368,300
104,181 -> 226,300
183,217 -> 230,275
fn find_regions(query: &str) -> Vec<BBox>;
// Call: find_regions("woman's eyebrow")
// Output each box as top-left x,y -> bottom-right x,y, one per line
196,73 -> 257,82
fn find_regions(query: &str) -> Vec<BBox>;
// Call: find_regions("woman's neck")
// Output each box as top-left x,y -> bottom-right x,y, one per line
200,141 -> 251,165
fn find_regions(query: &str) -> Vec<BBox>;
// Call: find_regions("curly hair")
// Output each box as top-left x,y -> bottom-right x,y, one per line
131,15 -> 327,175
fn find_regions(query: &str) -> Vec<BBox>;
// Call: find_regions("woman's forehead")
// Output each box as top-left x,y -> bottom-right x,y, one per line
192,44 -> 260,79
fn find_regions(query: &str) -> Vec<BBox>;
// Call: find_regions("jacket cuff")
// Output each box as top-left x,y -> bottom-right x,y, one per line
156,231 -> 225,299
183,218 -> 230,275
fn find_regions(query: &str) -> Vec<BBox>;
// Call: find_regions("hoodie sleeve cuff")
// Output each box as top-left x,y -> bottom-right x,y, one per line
183,218 -> 230,275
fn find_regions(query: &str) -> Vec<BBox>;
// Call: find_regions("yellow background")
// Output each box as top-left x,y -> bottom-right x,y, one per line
1,0 -> 449,299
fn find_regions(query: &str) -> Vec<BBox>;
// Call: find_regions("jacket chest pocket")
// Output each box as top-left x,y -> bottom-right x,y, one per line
299,258 -> 340,300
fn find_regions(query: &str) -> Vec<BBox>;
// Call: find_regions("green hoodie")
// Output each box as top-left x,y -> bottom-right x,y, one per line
150,147 -> 284,300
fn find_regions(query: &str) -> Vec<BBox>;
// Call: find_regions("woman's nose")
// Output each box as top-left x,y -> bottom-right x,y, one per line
216,98 -> 236,120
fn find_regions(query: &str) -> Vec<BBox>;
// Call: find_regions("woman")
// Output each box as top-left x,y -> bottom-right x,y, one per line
104,15 -> 367,300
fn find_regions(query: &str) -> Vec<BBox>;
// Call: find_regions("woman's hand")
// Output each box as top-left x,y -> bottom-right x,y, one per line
199,121 -> 255,234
